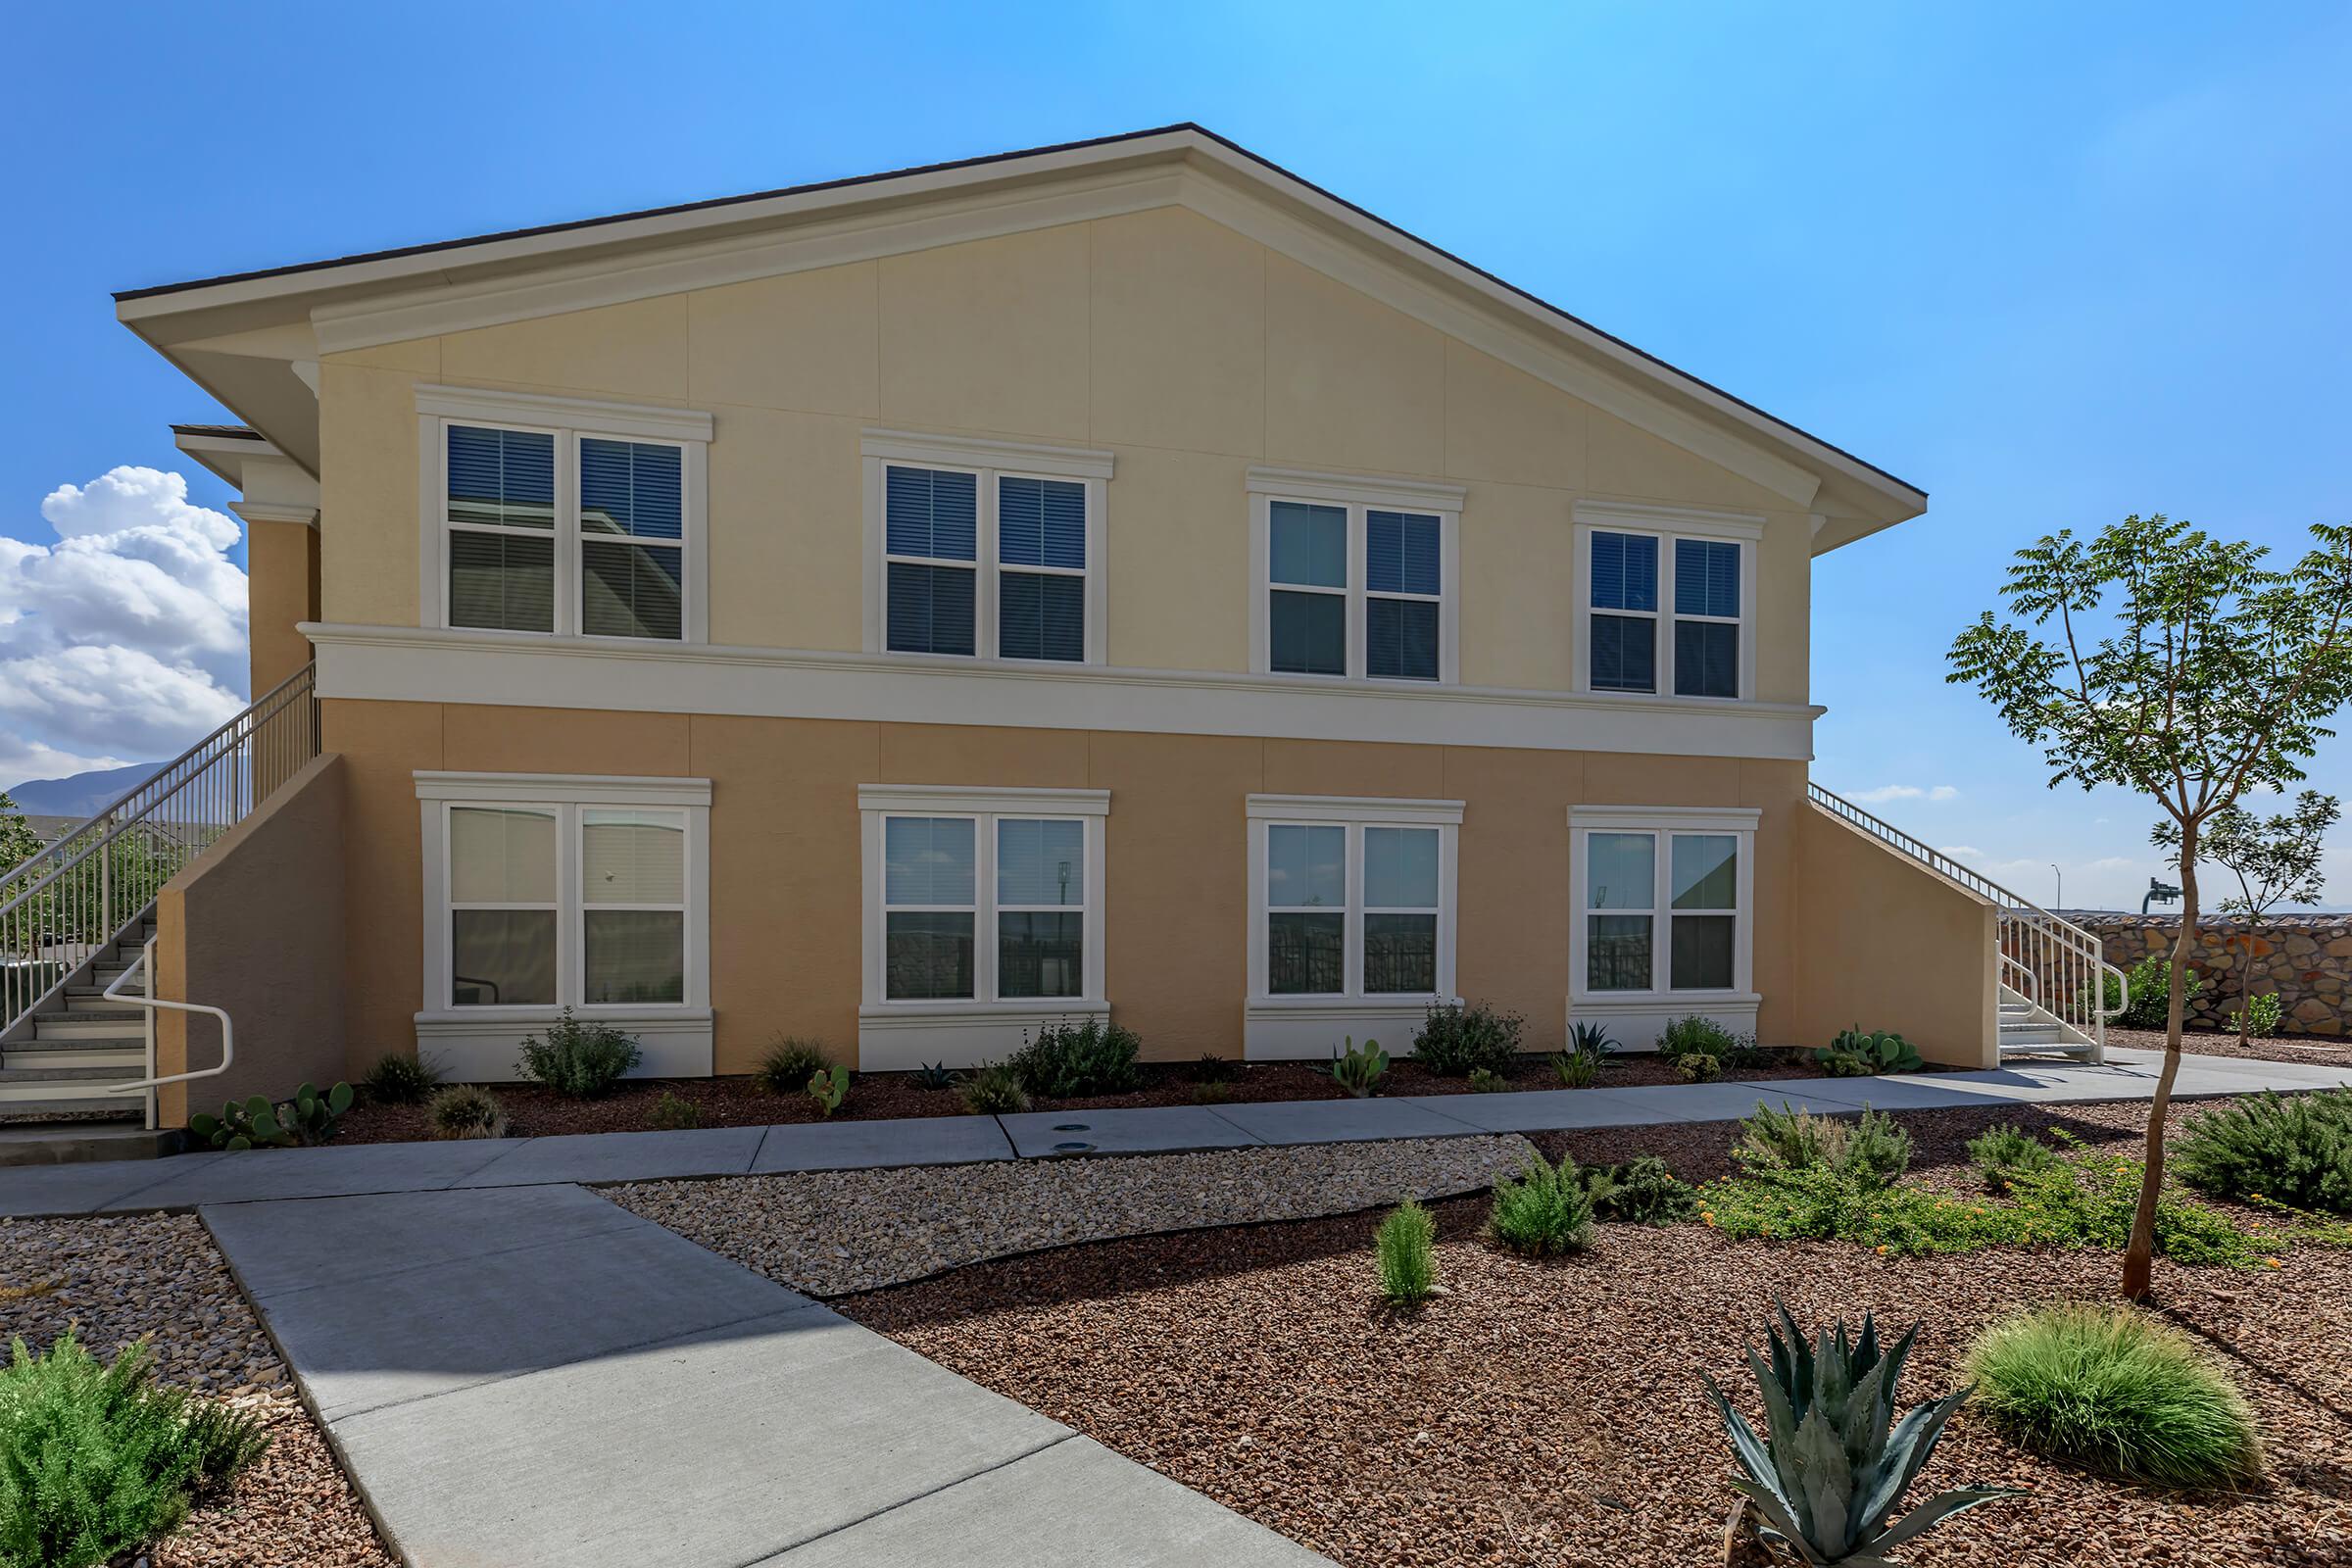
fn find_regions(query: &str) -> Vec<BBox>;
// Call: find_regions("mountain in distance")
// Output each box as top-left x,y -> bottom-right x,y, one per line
4,762 -> 163,818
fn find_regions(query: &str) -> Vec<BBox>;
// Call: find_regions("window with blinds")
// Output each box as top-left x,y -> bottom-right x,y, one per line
1584,526 -> 1745,700
879,462 -> 1097,662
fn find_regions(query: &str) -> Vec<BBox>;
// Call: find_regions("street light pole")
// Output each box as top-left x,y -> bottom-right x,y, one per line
2051,863 -> 2062,910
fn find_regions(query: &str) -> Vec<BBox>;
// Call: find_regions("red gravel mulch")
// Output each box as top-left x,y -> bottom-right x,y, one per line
844,1191 -> 2352,1567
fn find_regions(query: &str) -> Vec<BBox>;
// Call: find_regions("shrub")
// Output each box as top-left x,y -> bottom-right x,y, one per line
1007,1017 -> 1141,1099
1719,1033 -> 1783,1072
647,1091 -> 700,1131
1189,1080 -> 1233,1105
1330,1036 -> 1389,1098
1553,1021 -> 1612,1087
1968,1124 -> 2066,1192
1673,1051 -> 1722,1083
960,1061 -> 1030,1115
2229,991 -> 2285,1039
2175,1090 -> 2352,1213
756,1037 -> 833,1097
1486,1153 -> 1596,1256
0,1330 -> 269,1568
1466,1067 -> 1510,1094
1410,1002 -> 1524,1077
1736,1102 -> 1912,1190
2097,951 -> 2207,1031
806,1063 -> 850,1117
1191,1052 -> 1234,1085
1374,1200 -> 1438,1305
360,1051 -> 444,1106
515,1009 -> 641,1097
427,1084 -> 509,1140
1660,1014 -> 1738,1057
1576,1155 -> 1697,1225
1964,1303 -> 2264,1486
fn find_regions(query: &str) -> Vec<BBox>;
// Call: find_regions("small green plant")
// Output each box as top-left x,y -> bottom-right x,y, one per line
188,1082 -> 354,1151
2176,1089 -> 2352,1214
1007,1017 -> 1142,1098
1575,1155 -> 1698,1225
1552,1020 -> 1613,1087
1720,1033 -> 1782,1072
1964,1303 -> 2263,1486
1673,1051 -> 1722,1083
756,1037 -> 833,1096
806,1063 -> 850,1117
909,1061 -> 958,1091
1330,1036 -> 1390,1098
1374,1200 -> 1439,1305
515,1008 -> 641,1097
1704,1304 -> 2016,1565
1410,1001 -> 1524,1077
360,1051 -> 444,1105
1189,1079 -> 1233,1104
1190,1052 -> 1234,1085
960,1061 -> 1030,1115
1660,1015 -> 1735,1082
1736,1102 -> 1913,1190
1968,1124 -> 2066,1193
2227,991 -> 2285,1039
0,1330 -> 270,1568
1486,1152 -> 1596,1256
1816,1026 -> 1925,1077
2092,951 -> 2207,1032
426,1084 -> 509,1139
1466,1066 -> 1510,1094
647,1091 -> 701,1131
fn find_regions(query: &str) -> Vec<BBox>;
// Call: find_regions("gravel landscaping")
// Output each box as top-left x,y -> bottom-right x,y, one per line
2111,1023 -> 2352,1069
842,1189 -> 2352,1567
610,1135 -> 1539,1296
0,1213 -> 394,1567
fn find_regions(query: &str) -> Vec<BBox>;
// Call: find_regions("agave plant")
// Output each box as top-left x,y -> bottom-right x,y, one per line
1702,1303 -> 2017,1564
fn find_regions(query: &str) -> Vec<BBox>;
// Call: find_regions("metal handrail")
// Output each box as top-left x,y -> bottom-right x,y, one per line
101,937 -> 233,1103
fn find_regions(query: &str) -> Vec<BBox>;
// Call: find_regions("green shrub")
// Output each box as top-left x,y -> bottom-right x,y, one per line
1486,1153 -> 1596,1256
1374,1200 -> 1438,1305
2096,951 -> 2206,1031
1576,1155 -> 1698,1225
647,1091 -> 701,1131
909,1061 -> 958,1092
1816,1026 -> 1925,1077
1660,1014 -> 1738,1057
515,1009 -> 641,1097
360,1051 -> 444,1106
1189,1080 -> 1233,1105
1719,1033 -> 1783,1072
2228,992 -> 2285,1039
1410,1002 -> 1524,1077
1330,1036 -> 1389,1098
756,1037 -> 833,1096
1673,1051 -> 1722,1083
806,1063 -> 850,1117
426,1084 -> 508,1140
1736,1102 -> 1912,1189
1007,1017 -> 1141,1098
1968,1124 -> 2066,1192
1965,1303 -> 2263,1486
0,1330 -> 268,1568
1466,1067 -> 1510,1094
960,1061 -> 1030,1115
1552,1020 -> 1613,1087
1190,1052 -> 1234,1085
2176,1090 -> 2352,1213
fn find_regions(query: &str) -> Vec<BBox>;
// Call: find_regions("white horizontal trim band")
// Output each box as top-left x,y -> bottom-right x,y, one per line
860,427 -> 1115,479
414,384 -> 714,444
858,784 -> 1110,816
416,1007 -> 714,1030
1246,794 -> 1465,824
858,1001 -> 1109,1027
1569,806 -> 1762,831
414,769 -> 714,807
1571,500 -> 1766,541
1246,465 -> 1466,511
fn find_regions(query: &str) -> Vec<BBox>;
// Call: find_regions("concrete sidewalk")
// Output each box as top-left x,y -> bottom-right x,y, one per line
2,1044 -> 2345,1218
206,1184 -> 1326,1568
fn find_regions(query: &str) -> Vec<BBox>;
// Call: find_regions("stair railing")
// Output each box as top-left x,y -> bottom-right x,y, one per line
102,937 -> 233,1128
0,663 -> 317,1047
1808,781 -> 2126,1060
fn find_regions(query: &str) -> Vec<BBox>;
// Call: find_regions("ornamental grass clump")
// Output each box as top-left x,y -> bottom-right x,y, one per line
960,1061 -> 1030,1115
0,1330 -> 269,1568
1964,1303 -> 2263,1487
1486,1153 -> 1595,1256
2175,1089 -> 2352,1214
426,1083 -> 508,1140
756,1037 -> 833,1096
1374,1200 -> 1438,1305
360,1051 -> 444,1105
1736,1102 -> 1912,1190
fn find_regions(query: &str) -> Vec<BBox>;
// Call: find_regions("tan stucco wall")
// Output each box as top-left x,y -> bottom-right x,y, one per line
1790,804 -> 1997,1068
245,516 -> 319,696
328,697 -> 1811,1076
318,205 -> 1815,701
155,753 -> 348,1127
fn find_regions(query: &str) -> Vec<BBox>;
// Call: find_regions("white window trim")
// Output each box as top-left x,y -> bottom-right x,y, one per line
1245,795 -> 1460,1058
859,431 -> 1110,666
414,771 -> 712,1079
1571,502 -> 1760,702
1247,467 -> 1463,686
1567,805 -> 1758,1009
857,784 -> 1109,1069
416,385 -> 711,645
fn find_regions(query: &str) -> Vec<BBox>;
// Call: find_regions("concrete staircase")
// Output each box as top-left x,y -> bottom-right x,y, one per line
1998,981 -> 2098,1063
0,910 -> 153,1119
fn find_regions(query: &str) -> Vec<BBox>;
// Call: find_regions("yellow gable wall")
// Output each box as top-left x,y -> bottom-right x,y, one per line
320,205 -> 1814,701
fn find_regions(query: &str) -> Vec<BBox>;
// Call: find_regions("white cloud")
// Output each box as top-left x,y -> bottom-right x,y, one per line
1938,845 -> 1984,858
0,467 -> 247,789
1847,783 -> 1961,806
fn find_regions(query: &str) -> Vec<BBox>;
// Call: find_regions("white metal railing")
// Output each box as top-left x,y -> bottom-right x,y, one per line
0,663 -> 316,1046
1810,781 -> 2126,1058
102,937 -> 234,1128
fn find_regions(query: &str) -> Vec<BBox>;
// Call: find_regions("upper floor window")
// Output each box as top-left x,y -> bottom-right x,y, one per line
1250,469 -> 1461,684
862,431 -> 1110,665
419,386 -> 710,643
1575,507 -> 1759,701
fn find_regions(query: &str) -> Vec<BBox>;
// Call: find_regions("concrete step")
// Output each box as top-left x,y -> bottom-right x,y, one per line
5,1044 -> 144,1070
62,989 -> 142,1013
32,1012 -> 144,1042
0,1120 -> 179,1166
0,1093 -> 148,1116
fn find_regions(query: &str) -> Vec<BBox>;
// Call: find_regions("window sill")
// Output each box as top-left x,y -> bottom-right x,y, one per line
1244,996 -> 1449,1061
857,999 -> 1109,1071
413,1006 -> 712,1080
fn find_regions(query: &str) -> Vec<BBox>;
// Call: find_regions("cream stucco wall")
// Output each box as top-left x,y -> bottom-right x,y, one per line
318,205 -> 1815,703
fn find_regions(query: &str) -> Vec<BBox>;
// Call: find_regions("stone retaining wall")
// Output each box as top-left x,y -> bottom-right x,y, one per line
2069,912 -> 2352,1037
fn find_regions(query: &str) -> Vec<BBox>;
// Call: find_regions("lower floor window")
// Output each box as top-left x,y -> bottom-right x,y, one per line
1573,809 -> 1753,998
1251,799 -> 1458,1002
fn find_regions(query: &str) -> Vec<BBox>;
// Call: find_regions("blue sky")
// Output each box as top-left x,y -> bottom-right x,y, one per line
2,1 -> 2345,907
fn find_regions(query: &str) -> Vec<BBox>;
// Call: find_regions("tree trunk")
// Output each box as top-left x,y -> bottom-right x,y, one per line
2124,835 -> 2197,1302
2236,925 -> 2255,1047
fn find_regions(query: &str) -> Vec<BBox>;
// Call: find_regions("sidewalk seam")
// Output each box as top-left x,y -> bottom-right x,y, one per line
734,1432 -> 1075,1565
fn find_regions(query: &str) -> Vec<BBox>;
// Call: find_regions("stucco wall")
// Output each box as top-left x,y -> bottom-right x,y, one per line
2075,912 -> 2352,1037
155,754 -> 347,1127
245,515 -> 319,697
318,206 -> 1816,702
1790,804 -> 1997,1067
326,697 -> 1809,1076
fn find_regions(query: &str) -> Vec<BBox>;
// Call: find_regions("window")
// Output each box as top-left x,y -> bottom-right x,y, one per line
448,805 -> 558,1005
1575,508 -> 1758,700
858,786 -> 1107,1013
862,432 -> 1109,664
420,386 -> 710,643
1569,808 -> 1757,999
1249,796 -> 1460,1005
1250,469 -> 1461,684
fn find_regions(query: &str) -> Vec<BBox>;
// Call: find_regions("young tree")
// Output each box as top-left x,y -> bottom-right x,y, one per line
2155,791 -> 2338,1043
1948,514 -> 2352,1301
0,791 -> 42,874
